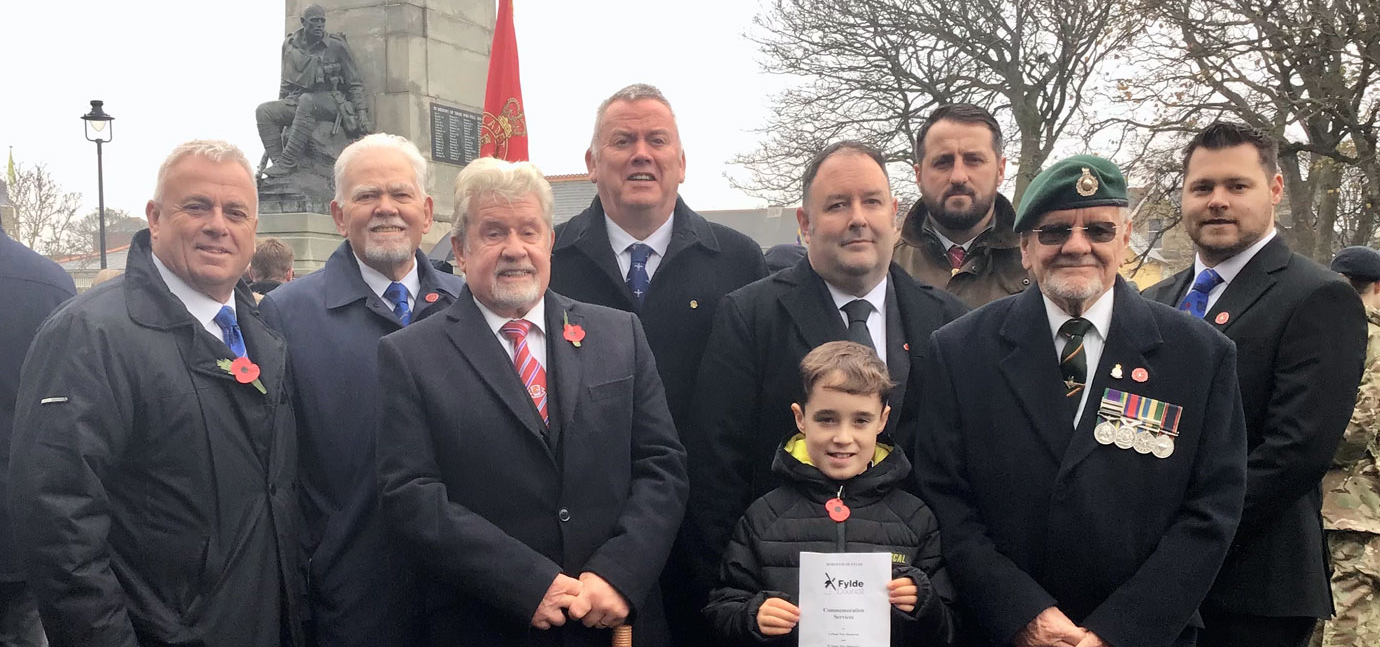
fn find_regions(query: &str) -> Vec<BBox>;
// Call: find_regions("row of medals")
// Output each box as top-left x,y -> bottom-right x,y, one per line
1093,400 -> 1176,459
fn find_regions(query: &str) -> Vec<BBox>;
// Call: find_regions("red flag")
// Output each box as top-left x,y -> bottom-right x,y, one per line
479,0 -> 528,161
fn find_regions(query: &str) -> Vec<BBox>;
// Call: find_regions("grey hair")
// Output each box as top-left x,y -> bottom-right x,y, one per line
451,157 -> 555,244
333,133 -> 429,203
589,83 -> 678,158
153,140 -> 255,203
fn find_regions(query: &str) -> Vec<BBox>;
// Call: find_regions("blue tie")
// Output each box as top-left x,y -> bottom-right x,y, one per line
384,282 -> 411,326
627,243 -> 652,306
213,306 -> 247,358
1178,268 -> 1224,319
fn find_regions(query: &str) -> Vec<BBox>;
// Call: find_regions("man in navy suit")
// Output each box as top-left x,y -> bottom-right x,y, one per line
260,133 -> 464,647
0,222 -> 75,646
1144,122 -> 1366,647
376,157 -> 687,647
916,155 -> 1247,647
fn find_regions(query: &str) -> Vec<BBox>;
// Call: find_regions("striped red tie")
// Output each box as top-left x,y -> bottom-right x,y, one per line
500,319 -> 548,425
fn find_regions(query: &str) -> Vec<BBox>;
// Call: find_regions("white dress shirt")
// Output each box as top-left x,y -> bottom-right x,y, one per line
606,212 -> 675,281
151,253 -> 236,344
825,277 -> 889,368
475,296 -> 548,370
1187,228 -> 1277,312
1044,288 -> 1115,427
356,255 -> 420,312
933,224 -> 991,252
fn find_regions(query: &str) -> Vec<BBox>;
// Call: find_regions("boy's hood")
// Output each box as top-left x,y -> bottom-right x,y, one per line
772,431 -> 913,505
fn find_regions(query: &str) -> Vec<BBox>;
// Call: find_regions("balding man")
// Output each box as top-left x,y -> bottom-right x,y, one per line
9,140 -> 302,646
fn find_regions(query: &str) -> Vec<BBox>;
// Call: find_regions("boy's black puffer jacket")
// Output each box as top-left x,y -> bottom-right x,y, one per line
703,434 -> 957,646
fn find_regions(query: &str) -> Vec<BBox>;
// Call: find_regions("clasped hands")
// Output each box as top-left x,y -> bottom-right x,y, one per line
756,577 -> 920,636
1013,606 -> 1108,647
531,572 -> 630,630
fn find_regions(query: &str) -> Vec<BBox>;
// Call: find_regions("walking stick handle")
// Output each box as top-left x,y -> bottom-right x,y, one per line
612,624 -> 631,647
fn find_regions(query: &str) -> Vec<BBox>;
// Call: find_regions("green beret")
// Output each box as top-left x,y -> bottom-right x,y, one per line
1015,155 -> 1129,231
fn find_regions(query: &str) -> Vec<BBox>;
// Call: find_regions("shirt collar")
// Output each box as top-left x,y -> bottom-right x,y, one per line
605,211 -> 676,258
931,222 -> 992,252
1042,286 -> 1114,342
1193,228 -> 1277,285
825,275 -> 888,315
473,294 -> 547,338
151,253 -> 234,326
356,254 -> 421,304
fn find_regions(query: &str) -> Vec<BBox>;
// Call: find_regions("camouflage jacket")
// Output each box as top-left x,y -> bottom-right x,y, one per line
1321,307 -> 1380,534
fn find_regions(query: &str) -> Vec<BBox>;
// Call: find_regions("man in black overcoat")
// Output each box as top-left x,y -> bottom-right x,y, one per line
916,155 -> 1247,647
548,83 -> 767,645
0,221 -> 75,646
1143,122 -> 1366,647
260,134 -> 465,647
685,141 -> 967,607
8,140 -> 302,646
376,157 -> 687,647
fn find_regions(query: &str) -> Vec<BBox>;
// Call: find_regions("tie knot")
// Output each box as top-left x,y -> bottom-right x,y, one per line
1059,317 -> 1093,339
500,319 -> 533,341
384,282 -> 408,306
628,243 -> 653,264
947,245 -> 967,269
213,305 -> 237,329
841,299 -> 874,324
1191,268 -> 1224,293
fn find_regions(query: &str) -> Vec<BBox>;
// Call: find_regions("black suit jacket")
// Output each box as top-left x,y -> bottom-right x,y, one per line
550,196 -> 768,433
376,288 -> 687,647
916,280 -> 1246,647
685,259 -> 967,597
260,242 -> 465,647
1144,235 -> 1366,617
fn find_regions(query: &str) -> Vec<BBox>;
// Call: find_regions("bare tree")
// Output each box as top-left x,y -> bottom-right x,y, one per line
732,0 -> 1145,205
7,162 -> 85,258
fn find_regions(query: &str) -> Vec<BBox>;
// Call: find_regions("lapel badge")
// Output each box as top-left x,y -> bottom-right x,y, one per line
1131,367 -> 1148,383
903,342 -> 910,351
425,292 -> 439,303
1076,167 -> 1099,196
1215,311 -> 1229,325
690,299 -> 699,309
1111,363 -> 1123,379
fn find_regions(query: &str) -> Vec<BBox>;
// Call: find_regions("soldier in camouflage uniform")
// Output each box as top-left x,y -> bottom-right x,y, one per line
255,4 -> 372,177
1315,246 -> 1380,647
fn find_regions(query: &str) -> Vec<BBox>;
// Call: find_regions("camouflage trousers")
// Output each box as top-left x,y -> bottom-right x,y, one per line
1312,531 -> 1380,647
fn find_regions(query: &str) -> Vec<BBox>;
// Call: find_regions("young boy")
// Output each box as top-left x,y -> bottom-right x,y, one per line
703,341 -> 956,646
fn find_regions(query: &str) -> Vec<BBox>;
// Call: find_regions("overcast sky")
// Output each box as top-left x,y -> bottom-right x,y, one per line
2,0 -> 789,220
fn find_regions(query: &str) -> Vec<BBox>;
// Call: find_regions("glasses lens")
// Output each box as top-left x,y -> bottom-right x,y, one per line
1037,225 -> 1073,245
1086,222 -> 1118,243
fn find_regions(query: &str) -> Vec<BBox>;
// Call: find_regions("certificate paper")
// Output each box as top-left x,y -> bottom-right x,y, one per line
797,551 -> 891,647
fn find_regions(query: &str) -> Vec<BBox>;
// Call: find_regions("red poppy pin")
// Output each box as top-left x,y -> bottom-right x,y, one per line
425,292 -> 439,303
217,357 -> 267,394
562,311 -> 585,348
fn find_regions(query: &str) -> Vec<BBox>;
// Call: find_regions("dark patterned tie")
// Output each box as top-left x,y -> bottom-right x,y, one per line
1059,318 -> 1093,398
626,243 -> 652,306
384,282 -> 411,326
1177,268 -> 1224,319
841,299 -> 876,351
947,245 -> 966,270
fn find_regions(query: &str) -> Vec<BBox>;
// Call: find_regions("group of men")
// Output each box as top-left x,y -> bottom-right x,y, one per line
0,84 -> 1371,647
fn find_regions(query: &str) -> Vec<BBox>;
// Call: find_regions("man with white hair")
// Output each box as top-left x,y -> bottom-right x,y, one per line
9,140 -> 303,646
261,133 -> 464,647
377,157 -> 687,646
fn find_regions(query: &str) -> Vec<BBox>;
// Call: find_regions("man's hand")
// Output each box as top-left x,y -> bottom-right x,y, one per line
888,577 -> 919,613
1013,607 -> 1087,647
1074,630 -> 1109,647
567,572 -> 630,629
756,597 -> 801,637
531,573 -> 581,630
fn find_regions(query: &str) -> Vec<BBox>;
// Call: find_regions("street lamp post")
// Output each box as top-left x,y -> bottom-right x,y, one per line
82,100 -> 114,269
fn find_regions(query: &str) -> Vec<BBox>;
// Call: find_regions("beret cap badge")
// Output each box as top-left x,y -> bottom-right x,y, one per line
1076,167 -> 1099,197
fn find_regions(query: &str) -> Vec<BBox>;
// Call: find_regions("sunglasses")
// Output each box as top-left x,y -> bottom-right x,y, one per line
1029,222 -> 1119,246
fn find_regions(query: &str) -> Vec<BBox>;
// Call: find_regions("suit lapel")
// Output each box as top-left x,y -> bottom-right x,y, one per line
884,282 -> 910,397
657,198 -> 716,276
545,293 -> 584,439
999,288 -> 1077,461
411,251 -> 462,321
1146,267 -> 1193,308
237,290 -> 286,400
568,204 -> 635,306
324,241 -> 408,329
777,260 -> 848,349
1205,236 -> 1289,334
1057,280 -> 1162,478
443,289 -> 552,453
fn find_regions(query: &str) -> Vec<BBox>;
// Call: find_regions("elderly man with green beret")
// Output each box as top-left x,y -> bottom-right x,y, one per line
914,155 -> 1248,647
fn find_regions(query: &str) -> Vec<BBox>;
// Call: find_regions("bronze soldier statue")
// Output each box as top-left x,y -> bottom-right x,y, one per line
256,4 -> 371,178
